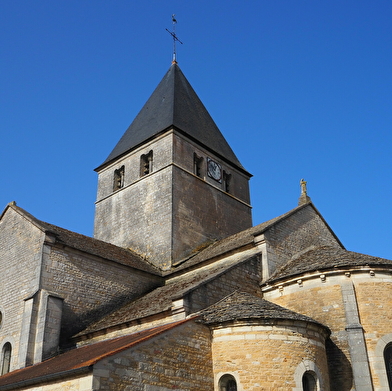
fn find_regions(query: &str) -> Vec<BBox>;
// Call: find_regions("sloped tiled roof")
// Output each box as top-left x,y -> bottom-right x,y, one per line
97,63 -> 247,172
197,291 -> 327,330
267,245 -> 392,283
171,202 -> 332,273
76,248 -> 260,337
10,204 -> 161,276
0,320 -> 190,390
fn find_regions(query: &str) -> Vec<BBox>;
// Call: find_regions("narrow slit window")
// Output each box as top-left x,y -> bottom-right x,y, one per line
194,153 -> 204,178
113,165 -> 125,191
223,170 -> 231,193
1,343 -> 11,376
140,150 -> 153,176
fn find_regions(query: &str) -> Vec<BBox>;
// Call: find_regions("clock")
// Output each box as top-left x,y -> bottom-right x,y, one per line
207,158 -> 222,182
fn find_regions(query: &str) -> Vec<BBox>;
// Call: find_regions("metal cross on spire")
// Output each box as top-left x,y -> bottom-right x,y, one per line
166,14 -> 183,64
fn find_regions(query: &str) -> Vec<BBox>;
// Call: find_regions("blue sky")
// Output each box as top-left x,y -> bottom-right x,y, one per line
1,1 -> 391,259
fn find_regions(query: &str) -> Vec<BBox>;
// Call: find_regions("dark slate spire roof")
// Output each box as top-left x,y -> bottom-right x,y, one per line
97,63 -> 247,172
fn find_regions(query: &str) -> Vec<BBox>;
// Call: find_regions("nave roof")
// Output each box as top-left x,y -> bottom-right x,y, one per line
1,203 -> 160,276
75,247 -> 260,338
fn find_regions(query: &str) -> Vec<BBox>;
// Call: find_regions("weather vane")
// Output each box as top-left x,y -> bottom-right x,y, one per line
166,14 -> 183,64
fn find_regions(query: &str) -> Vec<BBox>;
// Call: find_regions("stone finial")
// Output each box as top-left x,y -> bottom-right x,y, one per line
300,179 -> 307,194
298,178 -> 311,205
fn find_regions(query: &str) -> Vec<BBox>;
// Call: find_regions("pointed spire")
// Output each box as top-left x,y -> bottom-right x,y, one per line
298,178 -> 312,205
97,64 -> 247,173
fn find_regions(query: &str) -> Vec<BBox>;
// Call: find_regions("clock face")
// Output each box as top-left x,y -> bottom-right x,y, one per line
207,158 -> 222,182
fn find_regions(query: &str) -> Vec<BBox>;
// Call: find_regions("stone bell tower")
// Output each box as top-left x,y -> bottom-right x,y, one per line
94,63 -> 252,270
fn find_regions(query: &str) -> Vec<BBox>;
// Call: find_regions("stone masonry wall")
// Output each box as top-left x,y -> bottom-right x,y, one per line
94,133 -> 174,269
354,277 -> 392,389
94,168 -> 173,269
263,279 -> 353,390
41,245 -> 161,341
95,130 -> 252,268
173,132 -> 251,203
95,133 -> 173,202
211,321 -> 330,390
93,321 -> 213,391
172,167 -> 252,261
0,207 -> 45,371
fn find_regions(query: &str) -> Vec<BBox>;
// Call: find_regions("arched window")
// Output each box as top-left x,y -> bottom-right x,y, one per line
1,343 -> 11,375
219,374 -> 237,391
302,371 -> 317,391
140,150 -> 153,176
384,343 -> 392,389
113,165 -> 125,191
193,152 -> 204,178
222,170 -> 231,193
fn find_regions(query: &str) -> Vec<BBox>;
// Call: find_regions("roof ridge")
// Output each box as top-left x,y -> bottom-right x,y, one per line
1,203 -> 48,233
3,204 -> 161,275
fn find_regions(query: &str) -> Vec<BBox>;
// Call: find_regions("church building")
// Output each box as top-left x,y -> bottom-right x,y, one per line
1,61 -> 392,391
